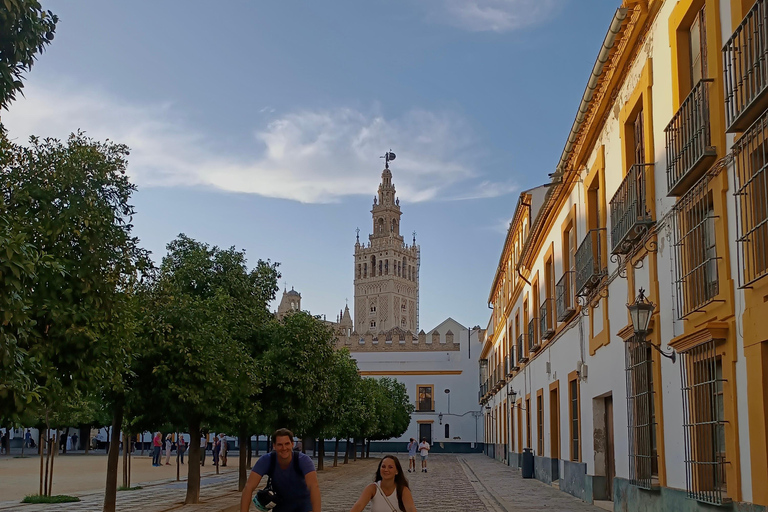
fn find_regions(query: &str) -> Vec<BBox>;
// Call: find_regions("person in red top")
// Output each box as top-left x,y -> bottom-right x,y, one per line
152,432 -> 162,467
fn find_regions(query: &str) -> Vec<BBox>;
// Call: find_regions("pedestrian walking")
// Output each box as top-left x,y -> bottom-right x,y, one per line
71,433 -> 78,451
240,428 -> 320,512
152,432 -> 162,467
406,438 -> 417,473
24,429 -> 31,448
1,431 -> 8,454
177,435 -> 186,464
212,435 -> 221,467
349,455 -> 417,512
164,434 -> 172,465
219,433 -> 228,467
200,434 -> 207,466
418,439 -> 430,472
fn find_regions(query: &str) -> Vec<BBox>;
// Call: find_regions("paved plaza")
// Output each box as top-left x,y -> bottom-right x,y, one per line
0,453 -> 604,511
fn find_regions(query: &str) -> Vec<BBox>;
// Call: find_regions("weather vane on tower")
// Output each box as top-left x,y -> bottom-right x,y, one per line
380,149 -> 396,169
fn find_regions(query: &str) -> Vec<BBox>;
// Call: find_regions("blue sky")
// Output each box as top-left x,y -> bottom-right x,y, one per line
4,0 -> 620,330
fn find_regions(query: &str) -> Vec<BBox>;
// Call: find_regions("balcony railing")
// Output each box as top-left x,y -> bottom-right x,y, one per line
575,229 -> 607,297
724,0 -> 768,132
509,349 -> 520,372
610,164 -> 655,254
517,333 -> 528,363
556,271 -> 577,322
540,298 -> 555,340
666,79 -> 717,196
528,318 -> 540,353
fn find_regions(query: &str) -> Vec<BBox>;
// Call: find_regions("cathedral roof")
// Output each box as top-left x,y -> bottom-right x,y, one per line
285,286 -> 300,297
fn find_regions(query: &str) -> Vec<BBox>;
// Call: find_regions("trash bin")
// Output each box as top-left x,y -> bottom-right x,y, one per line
522,447 -> 534,478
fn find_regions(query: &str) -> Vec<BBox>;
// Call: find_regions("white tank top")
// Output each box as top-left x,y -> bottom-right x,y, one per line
371,482 -> 402,512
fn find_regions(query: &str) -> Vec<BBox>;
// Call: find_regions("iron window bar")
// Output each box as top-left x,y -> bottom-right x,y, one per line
540,298 -> 556,340
679,340 -> 730,505
723,0 -> 768,132
732,107 -> 768,288
575,228 -> 607,297
625,335 -> 659,490
528,317 -> 540,353
665,79 -> 717,197
517,333 -> 528,363
610,163 -> 655,255
671,171 -> 721,319
556,270 -> 577,322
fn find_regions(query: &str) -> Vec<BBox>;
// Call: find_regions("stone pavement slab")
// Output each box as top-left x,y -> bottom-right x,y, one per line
459,454 -> 605,511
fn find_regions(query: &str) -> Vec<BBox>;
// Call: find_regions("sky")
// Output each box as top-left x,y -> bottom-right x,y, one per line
3,0 -> 621,331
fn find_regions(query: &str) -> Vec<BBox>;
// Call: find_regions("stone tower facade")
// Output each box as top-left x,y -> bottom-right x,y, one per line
276,287 -> 301,320
354,164 -> 419,333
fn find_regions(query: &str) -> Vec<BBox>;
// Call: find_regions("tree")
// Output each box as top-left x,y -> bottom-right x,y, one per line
1,132 -> 147,496
0,0 -> 58,109
324,349 -> 362,467
132,236 -> 264,504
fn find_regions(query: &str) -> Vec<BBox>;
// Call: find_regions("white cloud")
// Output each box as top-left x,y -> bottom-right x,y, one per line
1,80 -> 517,204
430,0 -> 560,32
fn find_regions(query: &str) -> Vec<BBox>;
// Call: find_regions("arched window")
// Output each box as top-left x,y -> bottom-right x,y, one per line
445,424 -> 450,439
379,260 -> 383,275
385,260 -> 389,275
364,263 -> 367,278
371,256 -> 376,276
357,264 -> 361,279
378,218 -> 384,234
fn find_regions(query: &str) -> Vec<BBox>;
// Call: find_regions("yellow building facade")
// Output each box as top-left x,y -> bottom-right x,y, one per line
479,1 -> 768,510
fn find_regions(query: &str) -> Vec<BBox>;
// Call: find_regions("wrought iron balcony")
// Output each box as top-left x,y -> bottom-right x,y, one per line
610,164 -> 655,254
575,229 -> 607,297
528,318 -> 540,353
540,298 -> 555,341
665,79 -> 717,196
517,333 -> 528,363
724,0 -> 768,132
509,349 -> 520,372
556,271 -> 577,322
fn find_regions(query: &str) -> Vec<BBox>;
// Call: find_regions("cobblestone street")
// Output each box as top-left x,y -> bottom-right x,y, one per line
0,453 -> 605,511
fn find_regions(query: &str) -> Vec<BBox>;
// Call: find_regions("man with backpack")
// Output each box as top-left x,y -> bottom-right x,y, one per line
240,428 -> 320,512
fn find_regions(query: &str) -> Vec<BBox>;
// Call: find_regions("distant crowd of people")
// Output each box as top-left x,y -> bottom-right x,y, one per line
150,432 -> 228,467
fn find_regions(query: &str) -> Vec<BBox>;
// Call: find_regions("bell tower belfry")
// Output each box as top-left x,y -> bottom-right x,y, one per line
354,152 -> 420,334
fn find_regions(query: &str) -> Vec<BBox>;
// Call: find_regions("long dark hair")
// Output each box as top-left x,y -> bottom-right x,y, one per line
375,455 -> 409,512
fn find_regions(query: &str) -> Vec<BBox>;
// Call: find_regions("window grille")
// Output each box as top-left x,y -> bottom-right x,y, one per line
672,172 -> 720,318
625,336 -> 658,489
680,340 -> 729,505
570,379 -> 579,461
528,318 -> 540,353
537,395 -> 544,455
556,271 -> 576,322
575,229 -> 607,297
517,333 -> 528,363
732,108 -> 768,287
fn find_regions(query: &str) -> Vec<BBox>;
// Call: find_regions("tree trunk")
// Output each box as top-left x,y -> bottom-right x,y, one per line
103,406 -> 123,512
353,438 -> 357,461
343,439 -> 349,464
366,439 -> 371,458
47,430 -> 59,496
253,434 -> 258,458
128,437 -> 132,488
317,438 -> 324,471
43,433 -> 50,496
247,435 -> 253,467
333,438 -> 339,467
39,426 -> 46,495
176,432 -> 180,482
311,438 -> 315,457
184,422 -> 202,504
140,432 -> 145,456
238,428 -> 248,492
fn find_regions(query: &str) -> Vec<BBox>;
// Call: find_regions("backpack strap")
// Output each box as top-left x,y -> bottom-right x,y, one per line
267,450 -> 277,478
293,450 -> 304,477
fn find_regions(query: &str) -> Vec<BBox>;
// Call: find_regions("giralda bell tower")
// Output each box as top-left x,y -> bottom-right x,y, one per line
354,152 -> 420,334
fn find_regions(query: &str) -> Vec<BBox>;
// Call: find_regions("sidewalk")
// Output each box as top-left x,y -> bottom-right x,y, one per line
458,454 -> 604,511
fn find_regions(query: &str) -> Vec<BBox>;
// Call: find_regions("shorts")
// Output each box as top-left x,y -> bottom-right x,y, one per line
420,454 -> 428,461
409,454 -> 416,460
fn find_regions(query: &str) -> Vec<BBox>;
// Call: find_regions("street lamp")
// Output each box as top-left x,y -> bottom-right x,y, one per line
627,288 -> 676,363
438,413 -> 443,425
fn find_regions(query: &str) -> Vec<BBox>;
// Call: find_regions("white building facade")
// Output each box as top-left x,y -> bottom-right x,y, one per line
479,1 -> 768,511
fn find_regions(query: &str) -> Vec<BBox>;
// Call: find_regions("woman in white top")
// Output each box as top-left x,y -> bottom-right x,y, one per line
349,455 -> 417,512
